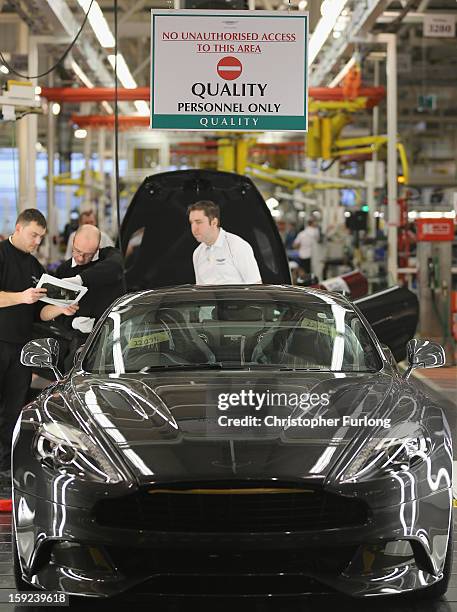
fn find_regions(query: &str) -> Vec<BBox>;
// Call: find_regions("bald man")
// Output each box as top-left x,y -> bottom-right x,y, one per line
53,225 -> 126,367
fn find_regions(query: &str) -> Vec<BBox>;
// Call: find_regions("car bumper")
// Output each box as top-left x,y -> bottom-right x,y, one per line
13,487 -> 452,598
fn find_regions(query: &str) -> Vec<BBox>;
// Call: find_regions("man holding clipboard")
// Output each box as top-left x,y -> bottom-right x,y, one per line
52,224 -> 126,369
0,210 -> 77,476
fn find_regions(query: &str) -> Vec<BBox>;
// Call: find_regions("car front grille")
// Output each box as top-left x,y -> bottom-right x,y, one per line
94,484 -> 369,532
106,544 -> 358,576
124,574 -> 336,596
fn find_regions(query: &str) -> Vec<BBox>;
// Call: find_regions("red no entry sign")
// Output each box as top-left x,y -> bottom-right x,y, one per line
217,56 -> 242,80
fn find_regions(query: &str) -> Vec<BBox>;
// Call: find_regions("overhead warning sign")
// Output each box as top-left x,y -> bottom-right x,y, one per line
150,9 -> 309,132
416,218 -> 455,241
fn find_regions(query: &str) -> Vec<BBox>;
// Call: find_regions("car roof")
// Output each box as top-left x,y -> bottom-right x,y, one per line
111,284 -> 353,311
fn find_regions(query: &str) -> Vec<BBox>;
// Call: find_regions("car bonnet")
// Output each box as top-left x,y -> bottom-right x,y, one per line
70,370 -> 402,485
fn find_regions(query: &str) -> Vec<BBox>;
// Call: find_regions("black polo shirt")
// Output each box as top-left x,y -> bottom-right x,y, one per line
0,239 -> 44,344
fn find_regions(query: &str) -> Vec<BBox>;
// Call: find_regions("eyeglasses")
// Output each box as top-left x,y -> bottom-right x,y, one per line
72,246 -> 97,258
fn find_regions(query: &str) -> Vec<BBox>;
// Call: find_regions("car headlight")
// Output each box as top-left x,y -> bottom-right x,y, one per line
34,422 -> 123,484
337,424 -> 432,483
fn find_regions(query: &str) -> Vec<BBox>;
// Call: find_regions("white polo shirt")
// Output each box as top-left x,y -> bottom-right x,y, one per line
193,228 -> 262,285
294,226 -> 319,259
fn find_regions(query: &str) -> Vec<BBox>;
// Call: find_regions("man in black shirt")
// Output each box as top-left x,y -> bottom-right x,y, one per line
54,224 -> 126,368
0,209 -> 77,474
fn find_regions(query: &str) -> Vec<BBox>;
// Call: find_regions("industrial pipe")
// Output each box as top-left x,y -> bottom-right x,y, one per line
43,86 -> 385,104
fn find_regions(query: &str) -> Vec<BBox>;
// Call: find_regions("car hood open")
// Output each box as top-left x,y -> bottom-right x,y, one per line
71,370 -> 409,486
120,169 -> 291,289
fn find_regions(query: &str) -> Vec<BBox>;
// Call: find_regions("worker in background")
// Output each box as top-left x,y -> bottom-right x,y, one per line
62,208 -> 79,247
284,222 -> 298,250
65,209 -> 113,260
293,219 -> 320,274
0,209 -> 77,476
55,224 -> 125,369
188,200 -> 262,285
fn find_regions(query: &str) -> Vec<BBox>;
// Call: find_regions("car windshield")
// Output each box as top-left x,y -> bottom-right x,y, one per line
83,292 -> 382,375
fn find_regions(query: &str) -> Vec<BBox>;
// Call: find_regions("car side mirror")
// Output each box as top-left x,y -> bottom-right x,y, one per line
403,338 -> 445,380
21,338 -> 62,381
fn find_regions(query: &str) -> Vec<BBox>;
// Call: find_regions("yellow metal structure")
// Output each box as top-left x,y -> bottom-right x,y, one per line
397,143 -> 409,184
305,98 -> 410,184
47,170 -> 105,197
306,98 -> 366,160
308,98 -> 368,113
49,169 -> 103,186
307,116 -> 321,159
332,135 -> 409,184
246,163 -> 363,193
214,95 -> 410,192
217,136 -> 256,174
217,138 -> 236,172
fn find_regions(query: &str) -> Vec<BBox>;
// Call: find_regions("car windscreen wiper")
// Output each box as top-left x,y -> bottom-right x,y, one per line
279,367 -> 327,372
133,363 -> 224,373
278,367 -> 380,373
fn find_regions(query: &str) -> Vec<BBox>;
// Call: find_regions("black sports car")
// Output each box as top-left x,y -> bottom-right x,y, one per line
15,285 -> 451,599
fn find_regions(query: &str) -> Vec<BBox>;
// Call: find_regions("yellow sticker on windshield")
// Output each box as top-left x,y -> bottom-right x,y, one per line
300,317 -> 336,338
128,331 -> 170,348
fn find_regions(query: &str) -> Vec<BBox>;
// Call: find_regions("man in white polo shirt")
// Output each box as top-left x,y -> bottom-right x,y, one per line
188,200 -> 262,285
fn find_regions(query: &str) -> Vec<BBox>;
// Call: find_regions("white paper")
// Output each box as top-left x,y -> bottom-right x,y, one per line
36,273 -> 88,307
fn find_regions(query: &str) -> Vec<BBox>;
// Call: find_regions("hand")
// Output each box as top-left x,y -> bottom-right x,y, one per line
72,316 -> 95,333
60,303 -> 79,316
21,287 -> 47,304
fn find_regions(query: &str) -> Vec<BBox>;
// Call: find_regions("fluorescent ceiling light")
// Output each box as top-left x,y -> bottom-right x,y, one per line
309,0 -> 348,65
108,54 -> 137,88
134,100 -> 150,116
0,65 -> 9,74
74,129 -> 88,139
102,101 -> 113,114
77,0 -> 115,48
328,56 -> 356,87
71,60 -> 94,88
